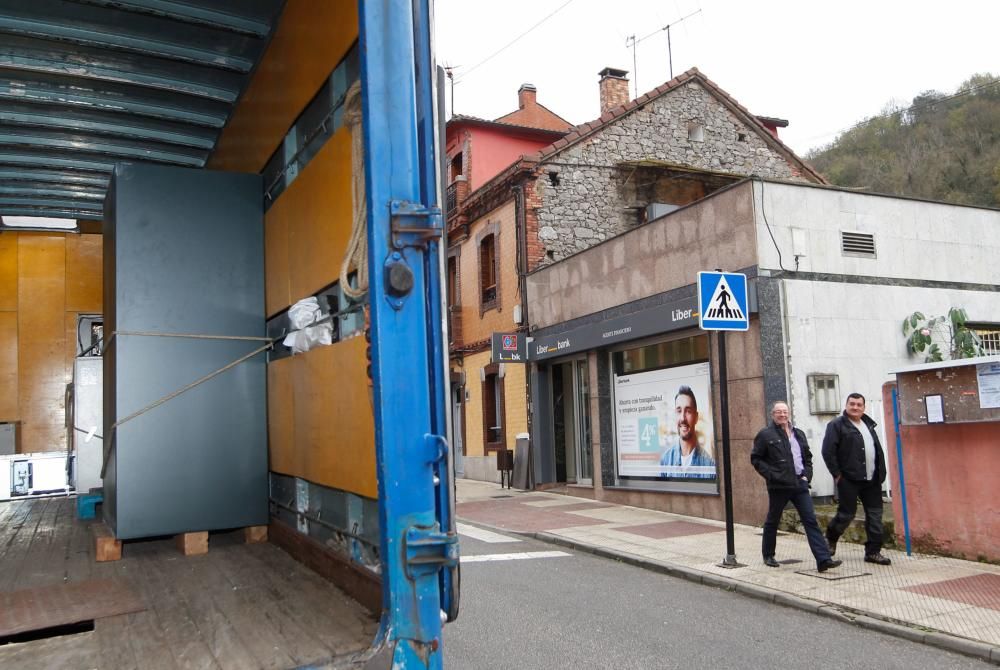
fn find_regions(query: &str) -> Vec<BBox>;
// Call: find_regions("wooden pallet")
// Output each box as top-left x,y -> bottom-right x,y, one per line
244,525 -> 268,544
92,523 -> 121,563
92,524 -> 269,561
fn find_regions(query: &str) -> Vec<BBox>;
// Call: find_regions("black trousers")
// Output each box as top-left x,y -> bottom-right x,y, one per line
826,478 -> 884,555
762,479 -> 832,566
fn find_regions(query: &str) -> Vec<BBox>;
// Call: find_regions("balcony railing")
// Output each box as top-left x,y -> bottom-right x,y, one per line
445,182 -> 457,214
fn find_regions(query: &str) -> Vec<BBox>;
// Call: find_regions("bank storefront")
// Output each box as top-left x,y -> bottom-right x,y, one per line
533,285 -> 734,494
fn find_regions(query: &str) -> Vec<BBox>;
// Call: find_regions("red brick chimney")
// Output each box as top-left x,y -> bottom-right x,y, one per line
598,67 -> 630,114
518,83 -> 537,109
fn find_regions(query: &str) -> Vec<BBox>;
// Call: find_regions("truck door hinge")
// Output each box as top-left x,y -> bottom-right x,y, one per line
404,525 -> 459,579
389,200 -> 442,250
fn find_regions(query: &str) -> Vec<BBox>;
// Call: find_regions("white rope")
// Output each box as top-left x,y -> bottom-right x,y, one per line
100,340 -> 274,477
340,81 -> 368,300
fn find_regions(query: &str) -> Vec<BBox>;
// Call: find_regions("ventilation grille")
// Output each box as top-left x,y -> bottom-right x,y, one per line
841,231 -> 876,258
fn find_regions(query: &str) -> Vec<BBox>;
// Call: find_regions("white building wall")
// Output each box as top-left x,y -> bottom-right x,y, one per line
780,281 -> 997,496
754,180 -> 1000,284
754,181 -> 1000,497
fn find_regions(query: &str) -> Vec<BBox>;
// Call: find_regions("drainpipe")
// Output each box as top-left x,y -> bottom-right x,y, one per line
513,181 -> 533,455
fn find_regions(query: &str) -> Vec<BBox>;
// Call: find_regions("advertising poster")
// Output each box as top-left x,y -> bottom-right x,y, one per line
614,362 -> 716,480
977,362 -> 1000,409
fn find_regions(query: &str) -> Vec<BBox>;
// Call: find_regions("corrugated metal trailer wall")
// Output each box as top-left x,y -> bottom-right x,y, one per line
208,0 -> 383,606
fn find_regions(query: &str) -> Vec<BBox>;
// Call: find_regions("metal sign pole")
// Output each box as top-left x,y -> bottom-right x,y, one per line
698,269 -> 747,569
718,330 -> 740,567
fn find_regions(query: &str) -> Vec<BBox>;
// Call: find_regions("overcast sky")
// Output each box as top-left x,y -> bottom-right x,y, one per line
434,0 -> 999,155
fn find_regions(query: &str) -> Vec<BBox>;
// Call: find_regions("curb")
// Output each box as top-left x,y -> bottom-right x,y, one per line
458,517 -> 1000,666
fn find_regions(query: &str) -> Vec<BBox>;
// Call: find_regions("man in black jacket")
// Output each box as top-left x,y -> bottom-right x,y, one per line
751,401 -> 841,572
821,392 -> 892,565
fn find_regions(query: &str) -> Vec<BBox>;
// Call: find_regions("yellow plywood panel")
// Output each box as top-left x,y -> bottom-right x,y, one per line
209,0 -> 359,173
0,312 -> 17,421
0,231 -> 16,311
65,234 -> 103,313
281,129 -> 354,300
267,356 -> 298,475
292,337 -> 376,498
264,215 -> 291,317
17,234 -> 67,453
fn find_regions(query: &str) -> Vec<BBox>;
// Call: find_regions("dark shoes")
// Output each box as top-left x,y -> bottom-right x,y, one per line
865,553 -> 892,565
763,556 -> 780,568
825,531 -> 838,556
817,558 -> 842,573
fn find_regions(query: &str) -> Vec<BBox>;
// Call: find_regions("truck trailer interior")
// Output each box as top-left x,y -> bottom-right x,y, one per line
0,1 -> 456,668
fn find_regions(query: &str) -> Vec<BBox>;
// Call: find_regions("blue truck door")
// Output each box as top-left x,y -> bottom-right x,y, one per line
359,2 -> 459,667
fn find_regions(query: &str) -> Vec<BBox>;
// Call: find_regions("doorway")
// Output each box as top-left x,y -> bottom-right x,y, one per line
551,358 -> 592,485
451,384 -> 465,477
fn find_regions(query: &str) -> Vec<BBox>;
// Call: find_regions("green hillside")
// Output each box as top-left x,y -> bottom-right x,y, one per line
807,74 -> 1000,208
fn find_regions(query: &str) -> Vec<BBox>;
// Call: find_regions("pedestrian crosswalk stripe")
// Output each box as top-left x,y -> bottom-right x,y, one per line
704,274 -> 745,321
461,551 -> 570,563
457,523 -> 522,544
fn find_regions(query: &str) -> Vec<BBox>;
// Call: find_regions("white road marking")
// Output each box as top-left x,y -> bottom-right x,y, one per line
461,551 -> 570,563
457,523 -> 522,544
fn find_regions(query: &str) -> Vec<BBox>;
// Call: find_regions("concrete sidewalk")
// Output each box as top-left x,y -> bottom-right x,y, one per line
456,479 -> 1000,665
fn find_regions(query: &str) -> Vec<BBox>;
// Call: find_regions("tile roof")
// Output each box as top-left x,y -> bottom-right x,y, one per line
447,114 -> 568,137
494,101 -> 574,131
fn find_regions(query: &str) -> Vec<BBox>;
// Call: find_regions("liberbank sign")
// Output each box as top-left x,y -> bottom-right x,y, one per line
531,294 -> 700,361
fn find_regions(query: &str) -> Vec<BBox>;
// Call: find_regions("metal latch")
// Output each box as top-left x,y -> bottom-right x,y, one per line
390,200 -> 442,250
404,525 -> 459,579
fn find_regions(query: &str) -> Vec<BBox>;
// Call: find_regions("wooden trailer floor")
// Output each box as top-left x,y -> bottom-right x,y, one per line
0,497 -> 378,670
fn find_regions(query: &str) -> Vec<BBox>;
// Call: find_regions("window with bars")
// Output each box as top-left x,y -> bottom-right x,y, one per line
971,325 -> 1000,355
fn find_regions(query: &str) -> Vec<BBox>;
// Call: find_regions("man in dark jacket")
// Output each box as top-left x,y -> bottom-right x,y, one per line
751,401 -> 841,572
821,392 -> 891,565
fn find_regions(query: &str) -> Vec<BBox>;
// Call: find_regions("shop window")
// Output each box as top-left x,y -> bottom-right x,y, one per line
610,333 -> 715,487
807,374 -> 840,415
612,335 -> 709,375
482,363 -> 505,451
479,233 -> 498,309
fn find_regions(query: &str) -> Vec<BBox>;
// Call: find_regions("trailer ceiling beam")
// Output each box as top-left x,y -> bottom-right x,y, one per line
0,0 -> 284,223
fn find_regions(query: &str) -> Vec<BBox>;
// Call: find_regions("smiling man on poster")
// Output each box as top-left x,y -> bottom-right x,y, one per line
660,385 -> 716,478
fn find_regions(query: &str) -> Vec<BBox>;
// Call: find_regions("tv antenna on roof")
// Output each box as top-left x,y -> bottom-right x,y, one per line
442,63 -> 460,116
630,7 -> 702,87
624,35 -> 638,98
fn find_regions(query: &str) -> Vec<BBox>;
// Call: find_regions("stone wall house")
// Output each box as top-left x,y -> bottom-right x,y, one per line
524,67 -> 826,265
447,66 -> 826,482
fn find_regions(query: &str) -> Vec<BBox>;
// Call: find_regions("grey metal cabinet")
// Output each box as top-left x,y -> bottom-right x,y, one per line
103,163 -> 267,540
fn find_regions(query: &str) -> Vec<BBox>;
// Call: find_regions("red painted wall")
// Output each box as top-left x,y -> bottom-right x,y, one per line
468,127 -> 549,192
445,123 -> 555,193
882,383 -> 1000,561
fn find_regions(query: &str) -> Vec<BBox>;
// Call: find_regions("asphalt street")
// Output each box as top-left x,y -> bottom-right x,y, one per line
444,524 -> 992,670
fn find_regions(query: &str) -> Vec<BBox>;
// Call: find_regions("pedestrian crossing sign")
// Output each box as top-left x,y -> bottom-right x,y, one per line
698,271 -> 749,331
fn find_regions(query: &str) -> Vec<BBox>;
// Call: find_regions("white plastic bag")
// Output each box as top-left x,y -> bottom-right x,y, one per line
282,296 -> 333,354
